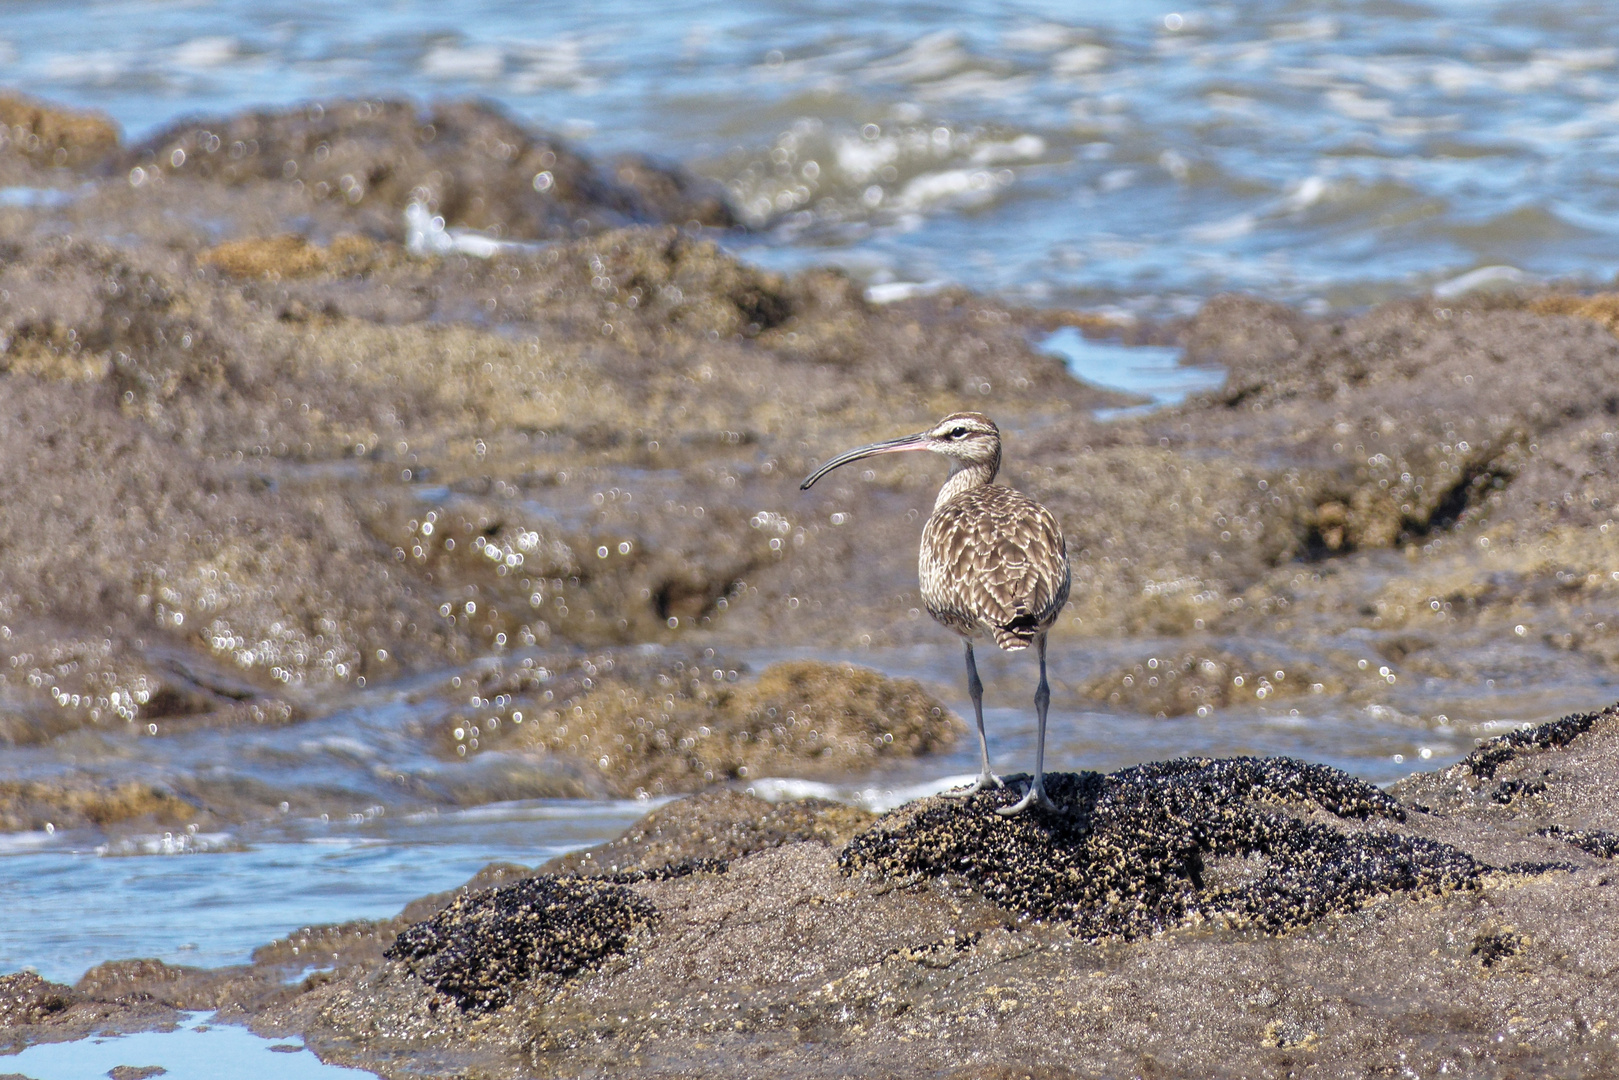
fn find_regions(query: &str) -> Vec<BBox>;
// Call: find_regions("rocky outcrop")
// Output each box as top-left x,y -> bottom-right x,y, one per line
842,758 -> 1488,937
5,708 -> 1619,1077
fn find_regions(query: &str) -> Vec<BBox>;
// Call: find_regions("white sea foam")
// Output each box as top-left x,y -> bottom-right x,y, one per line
404,202 -> 544,258
172,37 -> 239,68
1432,265 -> 1536,299
968,134 -> 1046,165
420,43 -> 505,81
746,774 -> 980,812
864,280 -> 944,304
96,831 -> 239,857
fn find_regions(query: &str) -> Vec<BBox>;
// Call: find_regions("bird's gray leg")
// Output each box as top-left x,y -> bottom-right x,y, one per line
942,639 -> 1004,797
999,633 -> 1058,816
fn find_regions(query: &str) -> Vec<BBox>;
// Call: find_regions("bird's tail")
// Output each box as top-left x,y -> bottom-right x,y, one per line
992,607 -> 1040,651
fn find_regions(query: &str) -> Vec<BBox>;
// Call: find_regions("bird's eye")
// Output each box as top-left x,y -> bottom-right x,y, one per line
950,426 -> 968,439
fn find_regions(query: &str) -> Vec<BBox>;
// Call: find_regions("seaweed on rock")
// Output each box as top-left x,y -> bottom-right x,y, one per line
1538,824 -> 1619,859
841,757 -> 1486,938
387,875 -> 657,1012
1464,703 -> 1615,779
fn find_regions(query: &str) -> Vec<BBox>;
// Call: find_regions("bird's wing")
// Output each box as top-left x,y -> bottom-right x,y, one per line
924,487 -> 1070,645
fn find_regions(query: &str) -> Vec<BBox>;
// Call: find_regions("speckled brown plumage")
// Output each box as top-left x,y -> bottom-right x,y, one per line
801,411 -> 1071,814
920,482 -> 1070,650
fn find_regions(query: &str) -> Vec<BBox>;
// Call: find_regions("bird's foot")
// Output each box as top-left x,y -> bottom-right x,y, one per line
940,771 -> 1004,799
996,780 -> 1058,816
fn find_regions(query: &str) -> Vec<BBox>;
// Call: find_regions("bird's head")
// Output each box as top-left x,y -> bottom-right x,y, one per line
799,412 -> 1001,490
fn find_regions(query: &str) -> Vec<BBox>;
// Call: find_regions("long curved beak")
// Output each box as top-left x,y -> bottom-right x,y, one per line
800,432 -> 931,490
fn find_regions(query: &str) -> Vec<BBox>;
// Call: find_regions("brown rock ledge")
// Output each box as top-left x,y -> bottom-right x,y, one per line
9,707 -> 1618,1079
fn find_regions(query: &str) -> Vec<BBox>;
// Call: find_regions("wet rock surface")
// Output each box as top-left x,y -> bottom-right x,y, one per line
8,92 -> 1619,788
0,91 -> 119,174
538,789 -> 875,876
405,654 -> 959,799
106,1066 -> 167,1080
7,91 -> 1619,1076
1080,646 -> 1346,716
0,968 -> 183,1052
501,658 -> 959,797
2,708 -> 1610,1078
0,971 -> 75,1030
0,779 -> 198,832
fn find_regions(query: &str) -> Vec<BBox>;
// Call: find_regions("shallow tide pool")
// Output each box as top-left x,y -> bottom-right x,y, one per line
1039,325 -> 1226,415
0,798 -> 653,986
4,1012 -> 373,1080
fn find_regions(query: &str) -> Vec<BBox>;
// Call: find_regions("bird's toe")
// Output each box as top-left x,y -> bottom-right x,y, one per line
941,771 -> 1003,799
995,783 -> 1056,817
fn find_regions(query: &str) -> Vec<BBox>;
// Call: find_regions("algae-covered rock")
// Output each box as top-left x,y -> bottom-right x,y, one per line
249,919 -> 408,975
0,91 -> 120,170
1530,291 -> 1619,334
198,233 -> 386,280
73,959 -> 211,1008
1081,648 -> 1343,716
0,780 -> 198,832
842,757 -> 1485,937
387,875 -> 658,1012
499,658 -> 960,796
124,98 -> 732,238
0,971 -> 75,1028
0,966 -> 196,1050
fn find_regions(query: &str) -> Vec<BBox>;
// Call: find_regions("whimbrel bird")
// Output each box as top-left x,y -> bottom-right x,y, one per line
800,413 -> 1071,815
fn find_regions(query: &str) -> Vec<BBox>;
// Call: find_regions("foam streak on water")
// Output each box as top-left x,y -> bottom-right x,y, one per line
5,2 -> 1619,312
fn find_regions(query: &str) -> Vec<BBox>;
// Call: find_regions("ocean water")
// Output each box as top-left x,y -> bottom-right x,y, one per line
4,1 -> 1619,314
